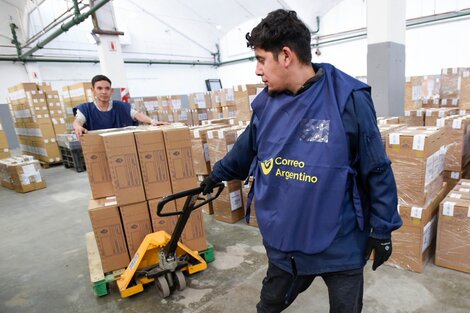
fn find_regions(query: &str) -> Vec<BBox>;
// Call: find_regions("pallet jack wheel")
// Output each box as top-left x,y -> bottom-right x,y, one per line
174,270 -> 186,291
156,275 -> 170,298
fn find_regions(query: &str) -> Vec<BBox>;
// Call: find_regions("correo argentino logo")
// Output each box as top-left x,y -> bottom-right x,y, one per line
261,158 -> 274,175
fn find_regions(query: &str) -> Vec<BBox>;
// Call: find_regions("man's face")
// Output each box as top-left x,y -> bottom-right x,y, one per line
254,47 -> 287,93
93,80 -> 112,103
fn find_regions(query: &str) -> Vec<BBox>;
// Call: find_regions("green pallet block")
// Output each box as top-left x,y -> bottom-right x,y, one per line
200,243 -> 215,263
93,279 -> 108,297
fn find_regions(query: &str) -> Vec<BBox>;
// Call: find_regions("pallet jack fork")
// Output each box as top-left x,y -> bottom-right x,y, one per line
116,183 -> 224,298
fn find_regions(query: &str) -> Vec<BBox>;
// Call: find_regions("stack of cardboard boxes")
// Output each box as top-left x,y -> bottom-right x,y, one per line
385,126 -> 448,272
7,83 -> 63,164
0,155 -> 46,193
206,126 -> 247,223
434,115 -> 470,190
82,125 -> 204,273
435,179 -> 470,274
61,82 -> 93,132
0,122 -> 10,159
233,84 -> 265,122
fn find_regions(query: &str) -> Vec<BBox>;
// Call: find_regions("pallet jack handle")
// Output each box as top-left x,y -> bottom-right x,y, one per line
157,183 -> 225,217
157,183 -> 225,256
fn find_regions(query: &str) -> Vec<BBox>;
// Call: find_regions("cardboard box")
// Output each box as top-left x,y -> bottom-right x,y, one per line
162,126 -> 198,210
460,69 -> 470,109
387,183 -> 447,272
134,128 -> 172,200
0,129 -> 8,148
423,108 -> 458,126
213,180 -> 244,223
437,116 -> 470,171
440,68 -> 466,102
0,157 -> 47,193
88,197 -> 130,272
102,130 -> 146,206
401,110 -> 424,126
181,207 -> 207,252
435,180 -> 470,273
81,130 -> 116,199
148,198 -> 178,235
119,201 -> 153,257
386,127 -> 446,207
190,125 -> 226,175
233,84 -> 265,122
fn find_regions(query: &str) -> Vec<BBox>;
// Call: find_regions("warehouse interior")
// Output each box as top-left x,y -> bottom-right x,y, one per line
1,0 -> 470,312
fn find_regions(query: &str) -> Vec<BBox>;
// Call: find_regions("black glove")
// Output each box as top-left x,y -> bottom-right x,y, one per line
364,237 -> 392,271
200,176 -> 218,195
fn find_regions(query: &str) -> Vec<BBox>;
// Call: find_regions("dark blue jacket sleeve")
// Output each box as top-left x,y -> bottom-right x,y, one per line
352,90 -> 402,239
210,115 -> 258,182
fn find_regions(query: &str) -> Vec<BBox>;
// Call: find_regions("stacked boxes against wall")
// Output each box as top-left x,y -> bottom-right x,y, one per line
434,115 -> 470,190
168,95 -> 191,125
7,83 -> 62,164
385,127 -> 448,272
233,84 -> 265,122
439,68 -> 467,108
82,125 -> 204,273
404,76 -> 440,111
460,69 -> 470,110
61,82 -> 93,132
423,108 -> 459,126
189,92 -> 215,126
206,126 -> 247,223
401,109 -> 424,126
0,121 -> 11,159
435,179 -> 470,273
0,155 -> 46,192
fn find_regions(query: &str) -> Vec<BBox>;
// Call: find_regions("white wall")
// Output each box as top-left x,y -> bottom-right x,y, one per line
0,64 -> 28,103
217,0 -> 470,82
0,61 -> 218,102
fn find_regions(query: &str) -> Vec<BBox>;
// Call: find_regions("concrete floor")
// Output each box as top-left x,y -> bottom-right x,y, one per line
1,165 -> 470,313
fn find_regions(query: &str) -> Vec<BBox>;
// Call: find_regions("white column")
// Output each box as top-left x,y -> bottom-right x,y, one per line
94,1 -> 128,96
367,0 -> 406,117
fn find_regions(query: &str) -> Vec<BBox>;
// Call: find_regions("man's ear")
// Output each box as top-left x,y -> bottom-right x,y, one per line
280,46 -> 294,67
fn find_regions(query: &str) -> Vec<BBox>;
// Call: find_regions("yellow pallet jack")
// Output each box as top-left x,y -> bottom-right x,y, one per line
116,183 -> 224,298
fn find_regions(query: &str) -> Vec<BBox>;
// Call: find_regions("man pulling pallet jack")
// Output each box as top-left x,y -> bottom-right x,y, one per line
116,183 -> 224,298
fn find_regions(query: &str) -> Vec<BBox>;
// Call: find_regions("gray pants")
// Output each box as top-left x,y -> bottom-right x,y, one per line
257,262 -> 364,313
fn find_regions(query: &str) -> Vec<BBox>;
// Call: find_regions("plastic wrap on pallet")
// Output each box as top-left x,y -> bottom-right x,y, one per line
434,116 -> 470,172
386,126 -> 447,207
389,184 -> 447,273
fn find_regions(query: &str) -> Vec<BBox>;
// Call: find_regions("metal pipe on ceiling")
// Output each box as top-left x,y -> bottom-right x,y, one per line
312,8 -> 470,47
19,0 -> 111,60
0,56 -> 217,66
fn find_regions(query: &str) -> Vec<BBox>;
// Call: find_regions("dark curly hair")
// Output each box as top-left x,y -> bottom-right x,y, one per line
246,9 -> 312,64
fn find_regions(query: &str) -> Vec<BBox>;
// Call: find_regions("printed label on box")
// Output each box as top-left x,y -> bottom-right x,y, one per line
422,216 -> 437,253
389,133 -> 400,145
412,134 -> 426,151
450,193 -> 462,199
410,207 -> 423,219
229,190 -> 242,211
424,148 -> 445,187
203,143 -> 210,162
451,172 -> 460,179
442,202 -> 455,216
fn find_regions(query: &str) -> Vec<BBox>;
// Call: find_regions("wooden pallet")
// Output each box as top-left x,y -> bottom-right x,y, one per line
39,160 -> 63,169
86,232 -> 124,297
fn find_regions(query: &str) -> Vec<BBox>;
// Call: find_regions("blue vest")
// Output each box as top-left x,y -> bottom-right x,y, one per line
76,101 -> 134,131
251,63 -> 368,254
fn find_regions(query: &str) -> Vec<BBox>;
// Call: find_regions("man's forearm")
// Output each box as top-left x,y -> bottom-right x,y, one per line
134,112 -> 152,124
